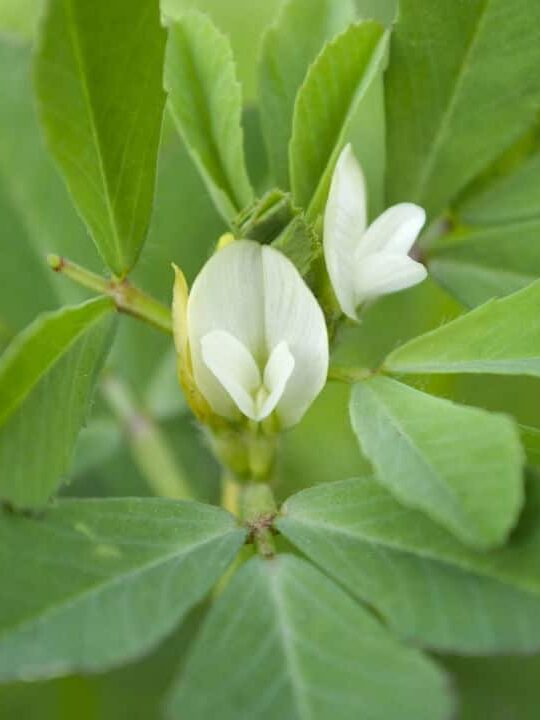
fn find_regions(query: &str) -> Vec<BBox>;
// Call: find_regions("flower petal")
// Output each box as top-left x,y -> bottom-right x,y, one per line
201,329 -> 261,420
323,143 -> 368,319
172,264 -> 190,364
354,253 -> 428,304
188,240 -> 329,427
188,241 -> 265,417
358,203 -> 426,259
258,341 -> 295,420
261,246 -> 329,427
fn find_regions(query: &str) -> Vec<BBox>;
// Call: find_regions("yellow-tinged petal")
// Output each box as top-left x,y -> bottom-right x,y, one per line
172,263 -> 190,365
217,232 -> 236,250
171,263 -> 214,424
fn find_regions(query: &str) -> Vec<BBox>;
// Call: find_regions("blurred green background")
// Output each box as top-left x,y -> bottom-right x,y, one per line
1,0 -> 539,717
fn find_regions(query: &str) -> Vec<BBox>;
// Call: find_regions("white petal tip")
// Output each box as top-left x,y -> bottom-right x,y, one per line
355,253 -> 428,304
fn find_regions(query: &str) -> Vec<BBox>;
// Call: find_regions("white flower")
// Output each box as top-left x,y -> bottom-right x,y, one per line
173,240 -> 329,428
323,144 -> 428,320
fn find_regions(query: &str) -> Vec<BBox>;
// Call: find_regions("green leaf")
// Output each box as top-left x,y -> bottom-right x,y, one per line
428,258 -> 533,310
0,606 -> 207,720
386,280 -> 540,377
459,153 -> 540,226
0,298 -> 115,508
355,0 -> 397,24
427,220 -> 540,308
0,40 -> 99,306
0,0 -> 43,39
258,0 -> 355,189
0,498 -> 244,681
456,116 -> 540,225
0,180 -> 58,336
520,424 -> 540,467
113,118 -> 224,395
445,653 -> 540,720
350,377 -> 524,548
34,0 -> 166,276
161,0 -> 282,103
168,554 -> 453,720
289,21 -> 388,220
165,11 -> 254,223
385,0 -> 540,218
279,475 -> 540,654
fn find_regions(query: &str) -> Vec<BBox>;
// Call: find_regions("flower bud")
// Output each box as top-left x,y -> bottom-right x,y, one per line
173,240 -> 329,429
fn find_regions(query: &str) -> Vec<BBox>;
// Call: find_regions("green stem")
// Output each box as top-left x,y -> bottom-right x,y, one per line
101,373 -> 192,500
241,483 -> 277,558
221,471 -> 241,516
327,365 -> 373,384
47,254 -> 172,335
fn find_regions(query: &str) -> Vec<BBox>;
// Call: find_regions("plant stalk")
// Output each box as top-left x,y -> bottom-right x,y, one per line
327,365 -> 373,384
47,254 -> 172,335
101,373 -> 192,500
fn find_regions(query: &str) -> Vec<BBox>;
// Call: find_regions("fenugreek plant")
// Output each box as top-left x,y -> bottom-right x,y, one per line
2,0 -> 540,718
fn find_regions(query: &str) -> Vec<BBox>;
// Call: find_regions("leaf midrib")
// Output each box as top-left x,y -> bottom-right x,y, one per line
267,564 -> 313,720
169,18 -> 246,214
0,527 -> 242,643
63,0 -> 124,268
413,0 -> 491,204
279,513 -> 540,600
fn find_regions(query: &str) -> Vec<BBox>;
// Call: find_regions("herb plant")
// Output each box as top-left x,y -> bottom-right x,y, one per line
2,0 -> 540,718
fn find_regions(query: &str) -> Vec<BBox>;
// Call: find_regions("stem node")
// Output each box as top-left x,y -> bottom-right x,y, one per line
47,254 -> 173,335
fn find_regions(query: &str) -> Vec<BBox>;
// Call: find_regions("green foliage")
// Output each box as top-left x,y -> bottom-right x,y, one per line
110,120 -> 224,396
0,180 -> 58,334
161,0 -> 282,102
168,554 -> 453,720
272,214 -> 321,278
428,221 -> 540,307
0,298 -> 115,508
258,0 -> 355,189
386,281 -> 540,376
355,0 -> 397,24
386,0 -> 540,218
279,476 -> 540,654
165,11 -> 254,223
350,378 -> 524,548
444,653 -> 540,720
459,149 -> 540,226
0,0 -> 43,39
289,21 -> 388,219
233,189 -> 296,245
0,498 -> 244,681
3,0 -> 540,713
0,608 -> 205,720
0,40 -> 98,306
34,0 -> 166,276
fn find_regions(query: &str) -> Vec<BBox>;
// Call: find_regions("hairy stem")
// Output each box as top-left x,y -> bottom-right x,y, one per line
48,254 -> 172,335
241,483 -> 277,558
